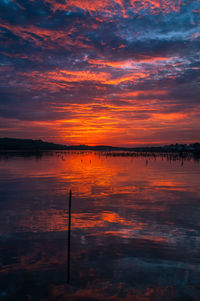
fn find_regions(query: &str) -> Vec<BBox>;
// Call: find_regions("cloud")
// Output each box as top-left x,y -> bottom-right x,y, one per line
44,0 -> 184,15
0,0 -> 199,145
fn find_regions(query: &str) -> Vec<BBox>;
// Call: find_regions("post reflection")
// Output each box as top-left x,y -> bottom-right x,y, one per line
0,151 -> 200,300
67,189 -> 72,284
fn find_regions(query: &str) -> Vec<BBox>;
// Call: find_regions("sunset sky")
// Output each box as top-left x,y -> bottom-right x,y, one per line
0,0 -> 199,146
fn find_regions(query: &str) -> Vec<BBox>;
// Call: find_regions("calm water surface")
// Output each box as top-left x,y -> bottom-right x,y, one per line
0,151 -> 200,301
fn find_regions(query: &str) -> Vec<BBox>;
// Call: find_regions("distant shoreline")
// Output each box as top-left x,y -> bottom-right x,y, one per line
0,138 -> 200,154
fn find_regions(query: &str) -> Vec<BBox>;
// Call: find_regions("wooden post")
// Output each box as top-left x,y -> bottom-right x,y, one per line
67,189 -> 72,284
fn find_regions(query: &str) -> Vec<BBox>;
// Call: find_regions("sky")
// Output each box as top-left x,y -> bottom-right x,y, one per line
0,0 -> 199,146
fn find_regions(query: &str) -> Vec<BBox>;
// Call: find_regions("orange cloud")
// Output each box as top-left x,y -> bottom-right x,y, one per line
119,90 -> 167,98
20,68 -> 150,91
88,57 -> 175,68
45,0 -> 123,13
21,69 -> 110,92
0,22 -> 89,49
129,0 -> 183,13
151,112 -> 187,121
44,0 -> 183,15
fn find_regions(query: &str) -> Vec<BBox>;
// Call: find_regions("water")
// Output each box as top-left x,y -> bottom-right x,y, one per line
0,151 -> 200,300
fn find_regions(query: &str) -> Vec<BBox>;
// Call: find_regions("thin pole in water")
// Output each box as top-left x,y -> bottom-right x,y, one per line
67,189 -> 72,284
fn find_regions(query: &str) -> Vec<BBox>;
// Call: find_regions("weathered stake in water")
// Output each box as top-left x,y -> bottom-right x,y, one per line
67,189 -> 72,284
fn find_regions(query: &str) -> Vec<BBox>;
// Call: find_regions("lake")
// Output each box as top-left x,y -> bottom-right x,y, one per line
0,151 -> 200,301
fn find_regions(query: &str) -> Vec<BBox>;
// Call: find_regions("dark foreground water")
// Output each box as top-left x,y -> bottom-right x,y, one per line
0,151 -> 200,301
